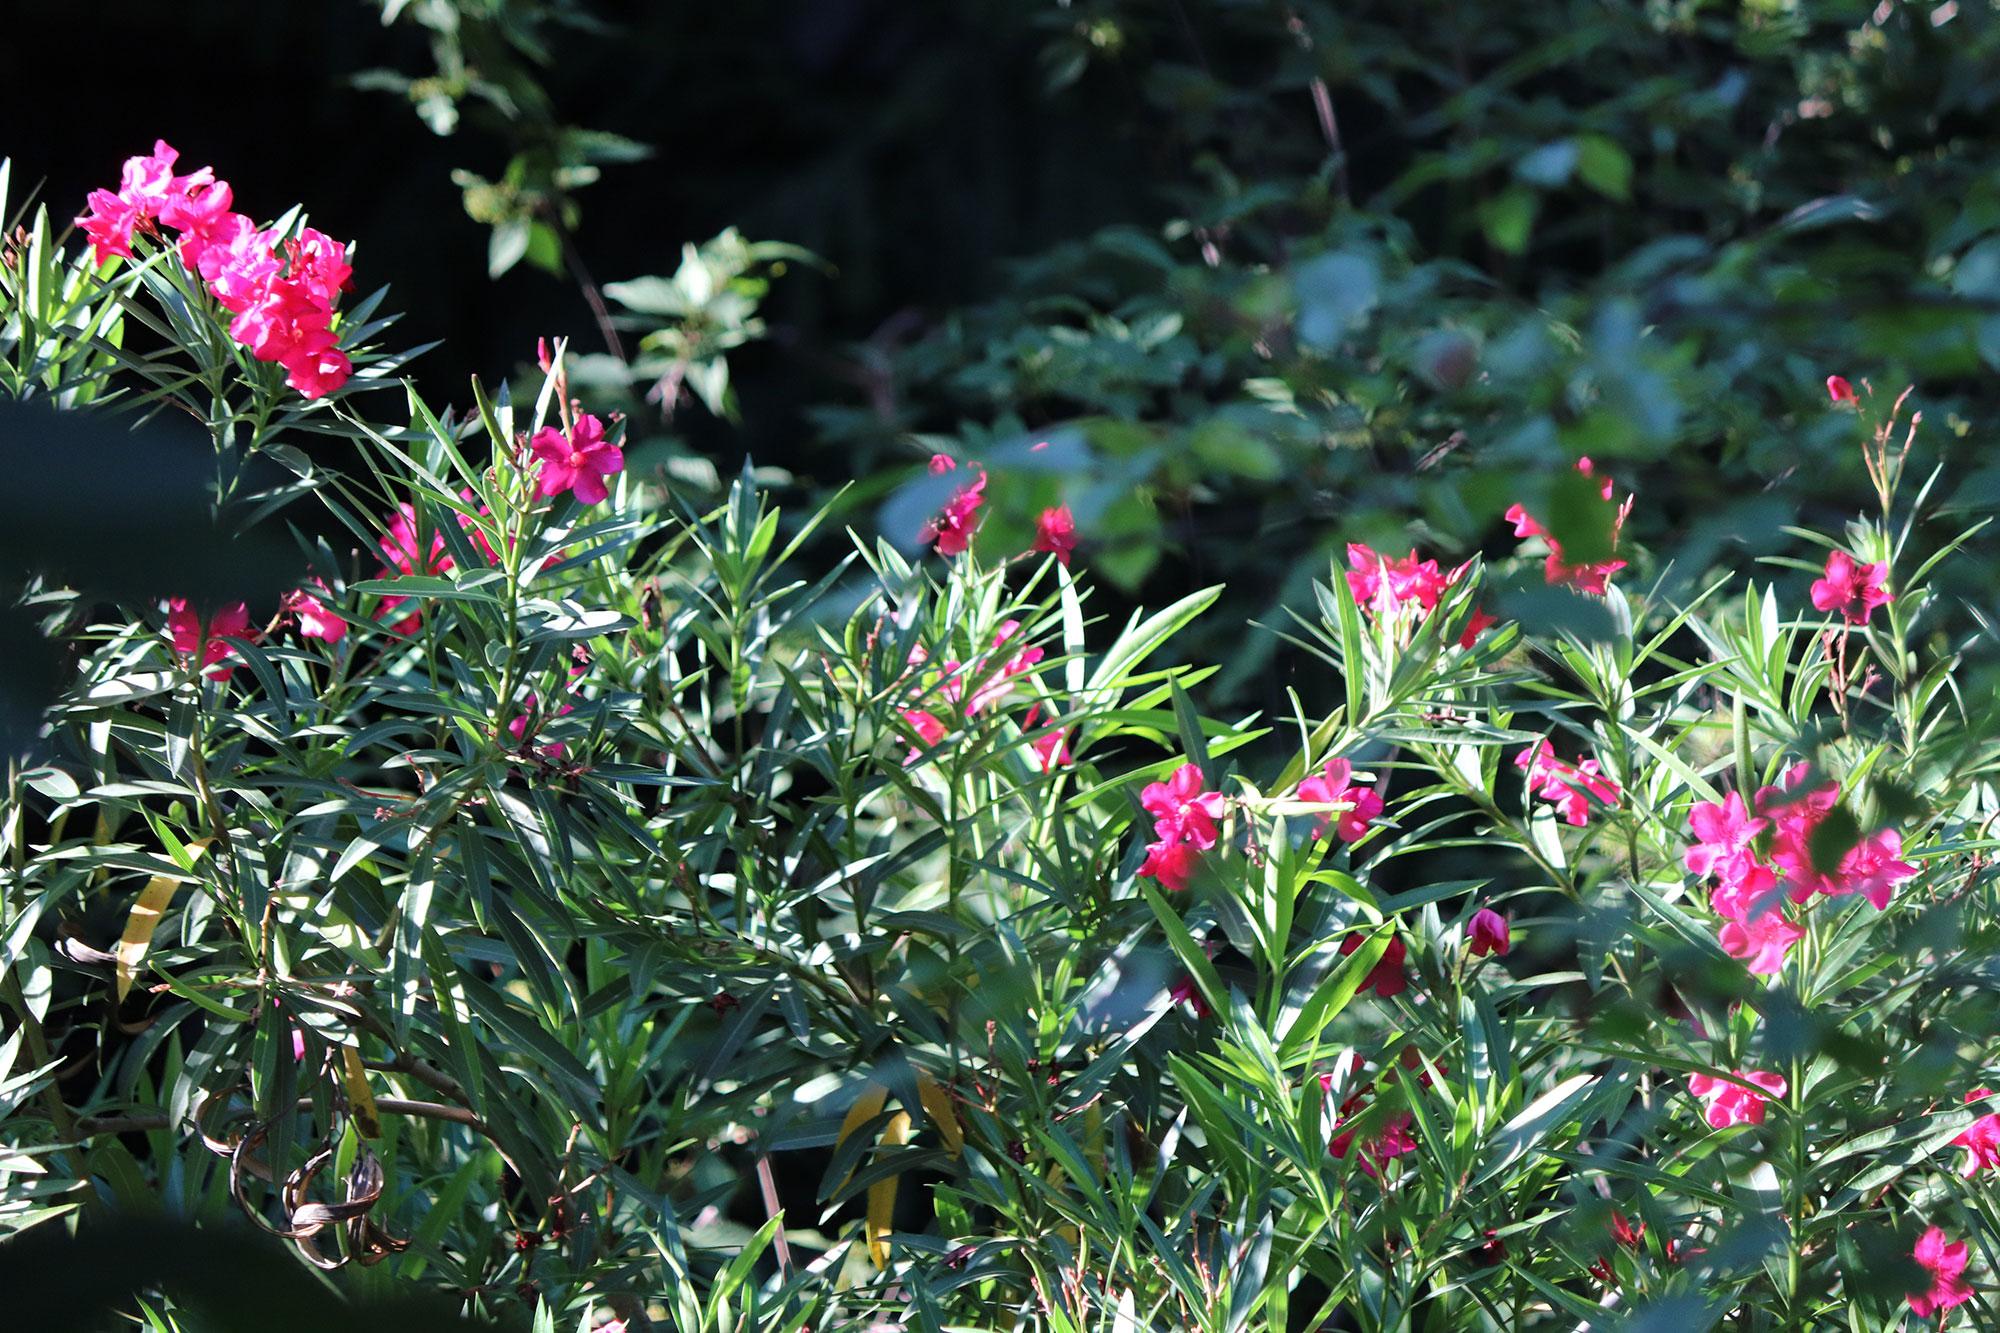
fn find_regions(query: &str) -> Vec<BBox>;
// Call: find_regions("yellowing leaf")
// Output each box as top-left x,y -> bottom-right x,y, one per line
916,1072 -> 962,1158
833,1082 -> 888,1196
115,839 -> 211,1003
340,1046 -> 382,1138
865,1110 -> 910,1269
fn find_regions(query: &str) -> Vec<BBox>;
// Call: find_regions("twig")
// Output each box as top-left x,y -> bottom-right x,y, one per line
1285,8 -> 1351,204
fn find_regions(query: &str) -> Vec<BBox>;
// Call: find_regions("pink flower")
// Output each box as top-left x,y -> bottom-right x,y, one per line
1826,375 -> 1857,405
1810,550 -> 1892,626
1954,1090 -> 2000,1178
1772,818 -> 1917,911
1345,544 -> 1494,645
1033,505 -> 1077,566
74,141 -> 213,265
1330,1107 -> 1417,1175
530,413 -> 624,505
928,454 -> 957,474
283,581 -> 345,642
166,598 -> 252,680
1823,829 -> 1918,910
1686,792 -> 1767,887
1295,758 -> 1383,844
198,216 -> 283,311
1137,838 -> 1202,892
284,227 -> 353,309
1467,908 -> 1510,958
1167,974 -> 1211,1019
374,503 -> 456,635
116,141 -> 205,216
1515,739 -> 1621,826
1506,458 -> 1631,594
1345,544 -> 1447,614
76,189 -> 143,266
1909,1225 -> 1974,1319
1688,1069 -> 1786,1130
1022,704 -> 1072,772
1136,763 -> 1225,890
283,341 -> 353,400
507,694 -> 576,759
963,621 -> 1044,716
159,179 -> 237,267
1142,764 -> 1224,847
1718,909 -> 1804,975
1341,933 -> 1408,999
899,708 -> 950,764
1457,604 -> 1499,648
922,470 -> 987,556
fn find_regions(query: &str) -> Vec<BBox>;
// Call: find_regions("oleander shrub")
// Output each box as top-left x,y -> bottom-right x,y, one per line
5,141 -> 2000,1333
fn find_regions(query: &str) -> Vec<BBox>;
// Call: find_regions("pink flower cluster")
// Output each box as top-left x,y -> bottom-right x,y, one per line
1505,457 -> 1633,595
1685,763 -> 1917,976
898,621 -> 1065,767
77,141 -> 355,399
1516,738 -> 1621,826
1323,1050 -> 1439,1175
1136,763 -> 1225,892
1295,757 -> 1384,844
1344,544 -> 1496,647
1688,1069 -> 1786,1130
374,497 -> 501,635
920,454 -> 1078,567
1809,549 -> 1892,627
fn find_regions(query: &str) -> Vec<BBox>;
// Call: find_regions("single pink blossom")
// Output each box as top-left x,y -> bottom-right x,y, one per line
1167,973 -> 1211,1018
1774,822 -> 1917,911
1708,862 -> 1782,924
900,708 -> 949,765
1685,792 -> 1768,889
198,216 -> 283,311
166,598 -> 252,680
283,581 -> 345,642
927,453 -> 957,474
1021,704 -> 1072,772
1341,933 -> 1408,999
1688,1069 -> 1786,1130
159,179 -> 237,267
1141,763 -> 1225,850
1516,739 -> 1622,826
531,413 -> 624,505
1137,838 -> 1202,892
1718,909 -> 1804,975
1810,550 -> 1892,626
76,188 -> 144,266
1467,908 -> 1511,958
1033,505 -> 1077,566
1295,757 -> 1384,844
922,470 -> 986,556
1610,1210 -> 1646,1250
1909,1225 -> 1974,1319
1954,1090 -> 2000,1179
1826,375 -> 1857,405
